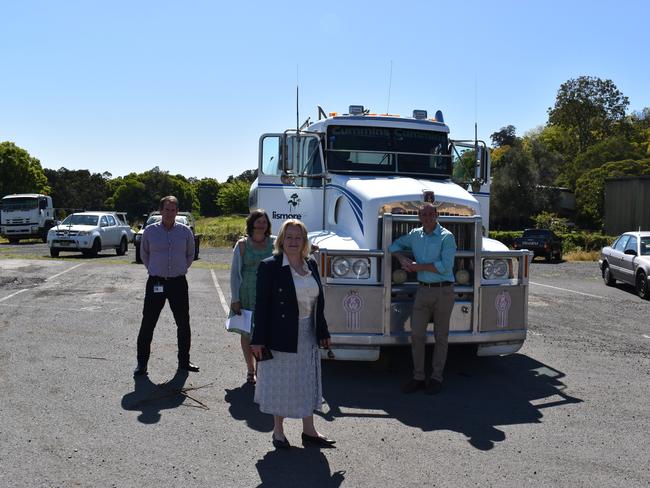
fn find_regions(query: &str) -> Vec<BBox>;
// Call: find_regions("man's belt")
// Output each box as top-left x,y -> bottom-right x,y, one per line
418,281 -> 453,287
150,275 -> 185,281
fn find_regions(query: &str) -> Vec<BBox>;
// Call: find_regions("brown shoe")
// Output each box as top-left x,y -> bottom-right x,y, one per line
401,379 -> 426,394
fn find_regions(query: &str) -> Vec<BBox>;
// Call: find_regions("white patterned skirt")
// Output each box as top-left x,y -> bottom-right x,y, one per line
254,317 -> 323,419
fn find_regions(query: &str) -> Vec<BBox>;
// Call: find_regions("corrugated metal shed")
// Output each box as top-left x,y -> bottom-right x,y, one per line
604,176 -> 650,235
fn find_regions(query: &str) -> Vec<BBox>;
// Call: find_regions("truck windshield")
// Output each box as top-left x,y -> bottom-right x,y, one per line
62,214 -> 100,226
0,197 -> 38,210
326,125 -> 451,176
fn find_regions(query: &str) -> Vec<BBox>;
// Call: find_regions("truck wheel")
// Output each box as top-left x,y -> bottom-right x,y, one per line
87,238 -> 101,257
135,244 -> 142,263
636,271 -> 649,300
545,252 -> 552,262
41,234 -> 48,243
50,248 -> 59,258
8,237 -> 19,244
603,264 -> 615,286
116,237 -> 128,256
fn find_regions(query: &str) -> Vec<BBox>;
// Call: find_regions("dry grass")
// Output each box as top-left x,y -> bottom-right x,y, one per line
563,249 -> 600,261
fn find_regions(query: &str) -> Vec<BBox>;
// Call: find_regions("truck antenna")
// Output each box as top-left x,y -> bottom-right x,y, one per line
386,60 -> 393,114
296,65 -> 300,133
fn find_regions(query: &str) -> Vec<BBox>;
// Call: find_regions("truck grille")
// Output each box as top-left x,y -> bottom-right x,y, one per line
390,220 -> 475,251
7,218 -> 29,224
54,230 -> 80,237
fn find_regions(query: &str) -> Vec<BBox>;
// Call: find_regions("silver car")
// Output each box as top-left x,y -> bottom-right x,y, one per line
599,231 -> 650,299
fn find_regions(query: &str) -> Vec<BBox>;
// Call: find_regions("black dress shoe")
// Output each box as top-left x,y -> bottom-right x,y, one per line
133,363 -> 148,376
425,379 -> 442,395
272,434 -> 290,449
301,433 -> 336,447
401,379 -> 426,394
179,362 -> 200,372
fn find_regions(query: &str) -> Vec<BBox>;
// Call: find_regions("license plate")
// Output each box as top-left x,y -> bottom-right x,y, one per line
522,241 -> 537,246
56,240 -> 76,247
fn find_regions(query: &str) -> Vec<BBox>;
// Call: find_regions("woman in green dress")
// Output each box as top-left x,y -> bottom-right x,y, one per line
229,209 -> 274,384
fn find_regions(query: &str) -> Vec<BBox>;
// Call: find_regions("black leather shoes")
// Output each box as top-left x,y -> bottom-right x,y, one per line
401,379 -> 426,394
425,379 -> 442,395
133,363 -> 148,376
272,434 -> 290,449
179,362 -> 200,372
301,433 -> 336,447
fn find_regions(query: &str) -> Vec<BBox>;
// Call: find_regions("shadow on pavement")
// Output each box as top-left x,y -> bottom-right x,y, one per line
255,449 -> 345,488
121,369 -> 190,423
224,383 -> 274,433
319,346 -> 583,451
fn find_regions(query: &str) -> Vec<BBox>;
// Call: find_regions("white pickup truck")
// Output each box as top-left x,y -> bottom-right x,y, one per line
47,211 -> 133,257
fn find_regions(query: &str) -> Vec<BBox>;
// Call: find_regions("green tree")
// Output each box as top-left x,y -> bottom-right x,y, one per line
44,167 -> 110,211
490,145 -> 541,229
490,125 -> 517,148
558,136 -> 644,189
574,158 -> 650,229
548,76 -> 629,153
217,180 -> 250,214
226,169 -> 258,183
0,142 -> 50,197
194,178 -> 221,216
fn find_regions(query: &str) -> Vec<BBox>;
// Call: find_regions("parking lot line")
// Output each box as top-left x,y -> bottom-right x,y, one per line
0,288 -> 29,303
0,262 -> 85,304
530,281 -> 604,299
46,263 -> 85,282
210,269 -> 230,314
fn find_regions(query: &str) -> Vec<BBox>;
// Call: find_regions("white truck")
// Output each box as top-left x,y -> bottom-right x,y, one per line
0,193 -> 56,243
46,211 -> 132,257
250,105 -> 532,360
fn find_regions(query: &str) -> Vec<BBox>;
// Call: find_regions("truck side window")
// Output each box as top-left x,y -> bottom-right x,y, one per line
106,215 -> 116,226
261,136 -> 281,176
100,216 -> 109,227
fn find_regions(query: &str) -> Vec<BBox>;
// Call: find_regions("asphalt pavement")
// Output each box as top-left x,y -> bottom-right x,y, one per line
0,243 -> 649,487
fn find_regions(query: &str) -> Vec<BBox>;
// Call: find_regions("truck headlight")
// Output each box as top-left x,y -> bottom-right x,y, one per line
77,231 -> 89,236
332,257 -> 351,277
483,258 -> 512,280
331,257 -> 371,279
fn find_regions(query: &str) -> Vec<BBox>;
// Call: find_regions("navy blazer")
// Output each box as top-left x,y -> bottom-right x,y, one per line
251,253 -> 329,353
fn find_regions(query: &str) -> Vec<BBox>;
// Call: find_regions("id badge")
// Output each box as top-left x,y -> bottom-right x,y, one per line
153,283 -> 164,293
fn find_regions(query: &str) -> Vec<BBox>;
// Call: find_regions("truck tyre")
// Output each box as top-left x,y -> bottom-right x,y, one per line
8,237 -> 19,244
50,248 -> 60,258
636,271 -> 649,300
116,237 -> 128,256
86,238 -> 101,257
603,264 -> 615,286
135,244 -> 142,263
545,251 -> 552,262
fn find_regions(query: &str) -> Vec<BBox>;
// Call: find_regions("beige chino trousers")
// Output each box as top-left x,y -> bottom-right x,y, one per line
410,285 -> 455,382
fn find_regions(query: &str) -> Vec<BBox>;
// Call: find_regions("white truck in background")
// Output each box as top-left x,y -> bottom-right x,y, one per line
250,104 -> 532,361
0,193 -> 56,243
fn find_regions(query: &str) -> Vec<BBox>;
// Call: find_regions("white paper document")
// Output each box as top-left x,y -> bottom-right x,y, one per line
225,309 -> 252,334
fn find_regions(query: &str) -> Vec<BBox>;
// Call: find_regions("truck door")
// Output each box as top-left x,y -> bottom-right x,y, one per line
256,132 -> 325,232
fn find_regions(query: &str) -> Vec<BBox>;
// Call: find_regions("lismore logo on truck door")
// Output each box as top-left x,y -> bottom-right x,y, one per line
271,193 -> 302,220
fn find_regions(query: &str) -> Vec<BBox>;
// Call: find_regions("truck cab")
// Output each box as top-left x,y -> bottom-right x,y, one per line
0,194 -> 55,243
251,105 -> 532,360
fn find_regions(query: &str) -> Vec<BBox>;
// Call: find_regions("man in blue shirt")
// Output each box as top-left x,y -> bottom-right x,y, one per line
134,195 -> 198,376
389,203 -> 456,395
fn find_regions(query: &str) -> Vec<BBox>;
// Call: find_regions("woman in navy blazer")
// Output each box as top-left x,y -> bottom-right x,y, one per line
251,219 -> 334,449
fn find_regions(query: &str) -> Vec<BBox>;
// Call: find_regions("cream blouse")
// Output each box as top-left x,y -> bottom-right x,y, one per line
283,254 -> 319,319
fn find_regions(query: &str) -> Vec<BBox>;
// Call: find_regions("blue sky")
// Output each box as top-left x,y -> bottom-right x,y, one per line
2,0 -> 649,183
